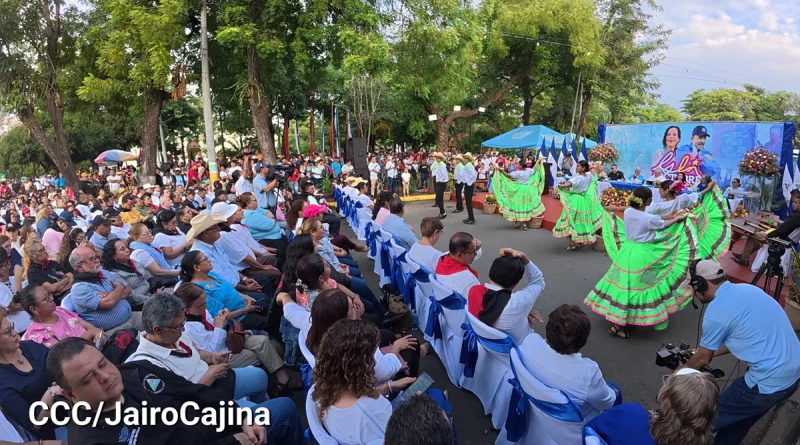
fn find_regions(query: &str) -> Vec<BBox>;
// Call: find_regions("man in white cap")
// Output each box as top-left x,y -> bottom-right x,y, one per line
682,259 -> 800,444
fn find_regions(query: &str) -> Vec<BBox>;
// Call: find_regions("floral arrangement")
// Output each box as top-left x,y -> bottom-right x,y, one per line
600,187 -> 631,207
588,143 -> 620,164
484,194 -> 497,204
738,148 -> 780,177
731,203 -> 749,219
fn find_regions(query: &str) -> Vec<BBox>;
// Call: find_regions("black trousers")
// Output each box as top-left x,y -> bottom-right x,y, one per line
258,237 -> 288,264
434,181 -> 447,215
454,182 -> 464,210
464,183 -> 475,220
379,329 -> 421,378
322,212 -> 341,237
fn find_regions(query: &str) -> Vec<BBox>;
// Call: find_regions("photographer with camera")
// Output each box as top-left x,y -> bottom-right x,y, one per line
731,189 -> 800,266
253,161 -> 280,214
683,259 -> 800,444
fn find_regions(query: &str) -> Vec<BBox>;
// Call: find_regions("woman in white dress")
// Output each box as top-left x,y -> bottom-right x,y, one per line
151,210 -> 193,268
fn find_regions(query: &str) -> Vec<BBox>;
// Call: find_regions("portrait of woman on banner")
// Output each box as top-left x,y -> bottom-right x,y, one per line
650,125 -> 682,173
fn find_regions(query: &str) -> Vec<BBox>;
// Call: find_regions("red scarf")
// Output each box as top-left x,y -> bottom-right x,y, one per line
435,255 -> 479,280
467,284 -> 488,318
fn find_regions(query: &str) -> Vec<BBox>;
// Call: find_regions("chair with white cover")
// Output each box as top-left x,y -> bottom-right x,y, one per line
494,349 -> 585,445
582,426 -> 609,445
304,386 -> 339,445
750,227 -> 800,276
395,256 -> 434,334
363,220 -> 381,261
459,313 -> 515,431
424,277 -> 468,386
373,228 -> 396,288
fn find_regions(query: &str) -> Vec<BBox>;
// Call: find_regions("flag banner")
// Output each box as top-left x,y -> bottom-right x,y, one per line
294,119 -> 301,155
334,106 -> 340,158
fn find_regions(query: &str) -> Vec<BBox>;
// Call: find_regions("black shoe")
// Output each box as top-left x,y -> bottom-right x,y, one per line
464,219 -> 475,224
453,209 -> 463,213
431,203 -> 439,207
438,213 -> 447,219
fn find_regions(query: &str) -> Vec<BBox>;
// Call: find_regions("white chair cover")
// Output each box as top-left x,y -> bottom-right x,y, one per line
305,386 -> 339,445
363,220 -> 381,261
459,313 -> 514,431
428,277 -> 468,386
496,349 -> 584,445
373,228 -> 395,288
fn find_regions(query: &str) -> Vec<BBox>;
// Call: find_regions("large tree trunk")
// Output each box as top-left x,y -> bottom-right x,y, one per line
18,100 -> 79,193
141,90 -> 169,186
575,88 -> 592,141
522,90 -> 532,126
245,1 -> 276,164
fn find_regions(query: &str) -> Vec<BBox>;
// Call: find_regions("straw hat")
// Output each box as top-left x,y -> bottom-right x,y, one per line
462,153 -> 474,162
431,152 -> 446,159
185,213 -> 226,241
455,154 -> 464,161
349,177 -> 367,187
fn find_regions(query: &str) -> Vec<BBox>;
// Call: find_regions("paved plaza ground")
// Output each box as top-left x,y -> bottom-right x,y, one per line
294,198 -> 745,444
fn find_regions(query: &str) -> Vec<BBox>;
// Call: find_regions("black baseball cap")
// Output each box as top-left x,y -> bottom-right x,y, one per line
92,215 -> 111,227
103,207 -> 120,217
692,125 -> 710,138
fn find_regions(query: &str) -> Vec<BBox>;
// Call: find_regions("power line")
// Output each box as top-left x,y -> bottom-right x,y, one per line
650,73 -> 747,86
664,56 -> 783,90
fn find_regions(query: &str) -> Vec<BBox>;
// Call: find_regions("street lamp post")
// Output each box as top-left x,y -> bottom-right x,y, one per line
469,107 -> 486,151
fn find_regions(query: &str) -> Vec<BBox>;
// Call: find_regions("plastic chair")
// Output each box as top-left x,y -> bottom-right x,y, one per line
425,277 -> 468,386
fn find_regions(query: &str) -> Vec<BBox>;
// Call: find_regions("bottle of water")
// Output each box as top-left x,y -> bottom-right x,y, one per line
411,309 -> 419,331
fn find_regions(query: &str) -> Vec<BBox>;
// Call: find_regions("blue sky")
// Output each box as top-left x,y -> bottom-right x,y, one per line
650,0 -> 800,112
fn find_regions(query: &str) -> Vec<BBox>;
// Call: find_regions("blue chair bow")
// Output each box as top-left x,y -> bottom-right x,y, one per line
379,238 -> 393,279
365,224 -> 378,257
459,322 -> 517,379
391,251 -> 409,299
351,201 -> 363,228
402,267 -> 430,311
300,364 -> 313,397
424,292 -> 465,341
504,355 -> 584,442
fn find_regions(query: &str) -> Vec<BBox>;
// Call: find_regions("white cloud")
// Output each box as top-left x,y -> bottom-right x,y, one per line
650,0 -> 800,109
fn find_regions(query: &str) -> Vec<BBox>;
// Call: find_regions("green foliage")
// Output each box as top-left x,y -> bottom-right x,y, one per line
0,126 -> 50,177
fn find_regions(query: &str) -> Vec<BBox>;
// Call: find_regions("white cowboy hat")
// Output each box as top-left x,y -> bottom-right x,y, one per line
210,202 -> 238,221
142,183 -> 154,189
185,213 -> 226,241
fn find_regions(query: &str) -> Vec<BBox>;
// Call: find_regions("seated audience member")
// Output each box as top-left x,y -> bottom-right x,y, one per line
102,207 -> 131,241
41,211 -> 75,256
21,241 -> 73,304
54,227 -> 87,273
126,293 -> 272,406
520,304 -> 619,432
187,213 -> 273,300
0,249 -> 31,333
586,368 -> 719,445
238,192 -> 289,258
19,284 -> 106,348
211,202 -> 281,285
127,223 -> 180,279
408,217 -> 445,273
101,240 -> 154,305
299,218 -> 361,278
227,204 -> 280,263
628,167 -> 645,184
47,337 -> 304,445
151,210 -> 193,268
273,235 -> 315,367
384,393 -> 455,445
179,251 -> 271,331
175,283 -> 300,394
69,247 -> 143,335
303,204 -> 367,255
118,193 -> 145,225
277,288 -> 422,380
607,164 -> 625,181
733,189 -> 800,266
298,179 -> 340,236
435,232 -> 483,298
286,199 -> 309,235
176,205 -> 194,234
355,180 -> 374,221
308,319 -> 422,444
372,191 -> 393,225
89,215 -> 118,250
0,313 -> 64,441
382,198 -> 418,250
467,248 -> 545,344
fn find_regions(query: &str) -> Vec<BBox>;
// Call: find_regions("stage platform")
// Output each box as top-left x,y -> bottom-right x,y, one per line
449,191 -> 788,303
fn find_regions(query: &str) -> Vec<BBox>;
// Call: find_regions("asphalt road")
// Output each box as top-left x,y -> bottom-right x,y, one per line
292,199 -> 745,444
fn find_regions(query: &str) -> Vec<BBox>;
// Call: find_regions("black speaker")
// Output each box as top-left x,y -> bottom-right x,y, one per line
346,137 -> 368,178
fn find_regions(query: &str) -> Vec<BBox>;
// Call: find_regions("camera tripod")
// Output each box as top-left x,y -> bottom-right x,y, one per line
751,247 -> 799,301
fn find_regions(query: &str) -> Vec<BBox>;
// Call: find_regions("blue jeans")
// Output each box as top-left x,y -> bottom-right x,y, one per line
243,397 -> 304,445
713,377 -> 800,445
349,276 -> 386,315
388,177 -> 396,193
232,366 -> 268,406
607,381 -> 623,406
280,315 -> 304,367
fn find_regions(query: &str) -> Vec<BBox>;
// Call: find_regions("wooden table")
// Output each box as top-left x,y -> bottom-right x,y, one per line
730,216 -> 778,237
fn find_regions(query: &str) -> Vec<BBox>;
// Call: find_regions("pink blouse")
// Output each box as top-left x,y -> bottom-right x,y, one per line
297,278 -> 337,309
375,207 -> 391,225
23,307 -> 86,347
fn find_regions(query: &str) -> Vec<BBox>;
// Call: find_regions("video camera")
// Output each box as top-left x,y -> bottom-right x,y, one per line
655,342 -> 725,378
767,236 -> 793,261
265,163 -> 294,184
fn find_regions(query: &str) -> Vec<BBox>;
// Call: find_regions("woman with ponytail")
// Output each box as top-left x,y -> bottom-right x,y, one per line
585,186 -> 695,338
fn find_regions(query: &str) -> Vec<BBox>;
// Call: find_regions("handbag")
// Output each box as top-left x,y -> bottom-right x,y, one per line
225,319 -> 246,354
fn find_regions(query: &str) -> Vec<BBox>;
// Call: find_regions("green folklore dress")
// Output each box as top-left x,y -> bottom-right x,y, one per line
693,184 -> 731,261
492,161 -> 546,222
553,174 -> 604,244
584,209 -> 698,329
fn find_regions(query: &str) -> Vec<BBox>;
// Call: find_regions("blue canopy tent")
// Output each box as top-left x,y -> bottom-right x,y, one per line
481,125 -> 563,150
561,133 -> 597,149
